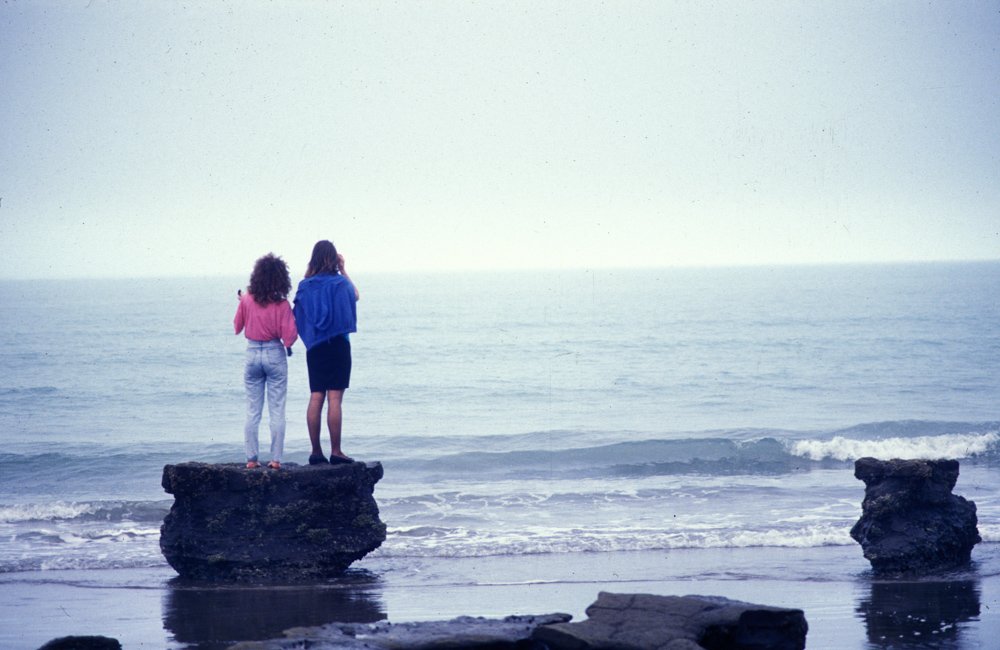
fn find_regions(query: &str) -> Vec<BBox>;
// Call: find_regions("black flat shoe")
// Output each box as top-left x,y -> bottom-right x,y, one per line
308,453 -> 329,465
329,454 -> 354,465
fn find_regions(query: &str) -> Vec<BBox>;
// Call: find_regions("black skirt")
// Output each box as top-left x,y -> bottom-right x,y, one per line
306,335 -> 352,392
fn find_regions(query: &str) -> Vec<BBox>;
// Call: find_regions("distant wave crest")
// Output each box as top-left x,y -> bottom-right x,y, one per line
0,500 -> 169,524
791,432 -> 1000,462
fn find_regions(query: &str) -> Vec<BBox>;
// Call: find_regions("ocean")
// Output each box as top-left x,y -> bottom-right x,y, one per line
1,261 -> 999,648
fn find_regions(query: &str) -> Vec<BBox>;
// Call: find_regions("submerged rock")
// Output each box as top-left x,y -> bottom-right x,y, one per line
534,592 -> 808,650
229,613 -> 571,649
850,457 -> 980,575
37,637 -> 121,650
160,461 -> 386,581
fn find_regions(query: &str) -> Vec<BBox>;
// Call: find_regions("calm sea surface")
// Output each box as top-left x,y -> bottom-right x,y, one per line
1,262 -> 999,647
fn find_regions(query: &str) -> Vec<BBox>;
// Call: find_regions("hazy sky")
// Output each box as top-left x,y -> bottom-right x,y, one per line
2,1 -> 998,279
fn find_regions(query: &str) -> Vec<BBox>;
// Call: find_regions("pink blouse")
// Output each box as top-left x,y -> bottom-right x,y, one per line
233,293 -> 298,348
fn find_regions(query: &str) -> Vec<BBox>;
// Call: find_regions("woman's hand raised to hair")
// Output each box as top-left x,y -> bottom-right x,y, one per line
337,254 -> 359,300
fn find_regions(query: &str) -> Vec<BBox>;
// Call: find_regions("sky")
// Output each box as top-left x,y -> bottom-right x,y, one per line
1,1 -> 998,279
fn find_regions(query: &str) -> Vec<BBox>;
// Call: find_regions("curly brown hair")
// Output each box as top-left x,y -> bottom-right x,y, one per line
248,253 -> 291,306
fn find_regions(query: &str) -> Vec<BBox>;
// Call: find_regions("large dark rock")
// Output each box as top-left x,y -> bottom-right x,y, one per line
160,461 -> 386,581
533,592 -> 808,650
850,457 -> 980,575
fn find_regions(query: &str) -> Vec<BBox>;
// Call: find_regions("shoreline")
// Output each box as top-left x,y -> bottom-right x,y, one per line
4,545 -> 1000,649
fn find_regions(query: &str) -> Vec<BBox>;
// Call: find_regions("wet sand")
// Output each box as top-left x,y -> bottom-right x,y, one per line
2,546 -> 1000,649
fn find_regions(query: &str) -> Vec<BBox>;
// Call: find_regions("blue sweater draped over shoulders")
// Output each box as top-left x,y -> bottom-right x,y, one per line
293,274 -> 358,350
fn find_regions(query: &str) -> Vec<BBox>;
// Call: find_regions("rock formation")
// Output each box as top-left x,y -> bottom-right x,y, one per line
231,592 -> 807,649
160,461 -> 386,581
850,457 -> 980,575
535,592 -> 808,650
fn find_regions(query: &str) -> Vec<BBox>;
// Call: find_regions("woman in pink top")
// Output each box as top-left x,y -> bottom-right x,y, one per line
234,253 -> 298,469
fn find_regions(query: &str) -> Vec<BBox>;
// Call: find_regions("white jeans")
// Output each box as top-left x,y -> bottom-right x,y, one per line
243,340 -> 287,462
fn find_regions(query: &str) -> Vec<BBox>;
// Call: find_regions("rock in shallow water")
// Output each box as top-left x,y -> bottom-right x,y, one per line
850,457 -> 980,575
160,461 -> 386,581
231,593 -> 806,649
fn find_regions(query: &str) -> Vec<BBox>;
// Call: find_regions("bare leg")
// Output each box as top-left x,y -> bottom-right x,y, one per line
307,391 -> 326,457
326,389 -> 348,459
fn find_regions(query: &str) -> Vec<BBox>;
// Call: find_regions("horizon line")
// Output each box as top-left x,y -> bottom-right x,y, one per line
3,257 -> 999,283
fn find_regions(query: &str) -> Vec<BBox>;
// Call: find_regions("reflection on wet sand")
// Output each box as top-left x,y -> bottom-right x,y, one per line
858,578 -> 980,649
163,570 -> 386,650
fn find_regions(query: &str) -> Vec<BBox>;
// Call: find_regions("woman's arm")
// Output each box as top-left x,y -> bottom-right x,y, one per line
280,301 -> 298,349
338,254 -> 360,301
233,293 -> 247,334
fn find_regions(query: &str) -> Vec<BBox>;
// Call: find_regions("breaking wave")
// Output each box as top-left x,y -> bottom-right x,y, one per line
0,500 -> 170,524
384,421 -> 1000,479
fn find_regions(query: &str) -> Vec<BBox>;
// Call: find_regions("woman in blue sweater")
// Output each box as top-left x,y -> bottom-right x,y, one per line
293,240 -> 360,465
